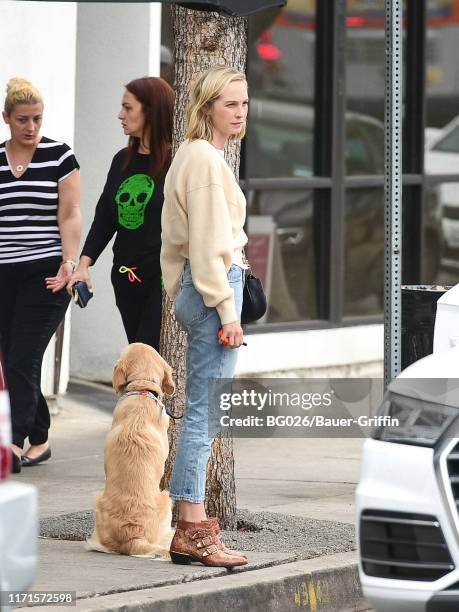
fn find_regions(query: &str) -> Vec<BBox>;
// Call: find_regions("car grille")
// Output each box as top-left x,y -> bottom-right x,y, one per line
360,510 -> 454,581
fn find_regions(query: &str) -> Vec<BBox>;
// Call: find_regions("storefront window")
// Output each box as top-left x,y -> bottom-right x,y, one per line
247,1 -> 316,179
343,1 -> 385,317
161,1 -> 449,328
245,1 -> 319,324
420,185 -> 443,283
245,186 -> 319,323
345,116 -> 384,175
345,0 -> 385,156
424,0 -> 459,288
425,0 -> 459,128
344,188 -> 384,317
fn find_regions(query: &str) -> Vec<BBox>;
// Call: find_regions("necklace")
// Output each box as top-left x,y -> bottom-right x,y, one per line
6,140 -> 37,175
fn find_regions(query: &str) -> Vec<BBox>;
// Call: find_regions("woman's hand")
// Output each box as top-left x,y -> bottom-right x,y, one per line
45,262 -> 76,293
219,321 -> 244,349
65,264 -> 93,296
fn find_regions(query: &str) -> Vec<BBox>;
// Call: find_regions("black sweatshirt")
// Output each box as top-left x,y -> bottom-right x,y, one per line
81,149 -> 164,271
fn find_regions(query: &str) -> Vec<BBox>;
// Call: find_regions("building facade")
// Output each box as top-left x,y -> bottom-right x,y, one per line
2,1 -> 458,381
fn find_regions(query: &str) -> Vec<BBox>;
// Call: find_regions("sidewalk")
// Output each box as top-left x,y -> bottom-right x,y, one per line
13,381 -> 370,612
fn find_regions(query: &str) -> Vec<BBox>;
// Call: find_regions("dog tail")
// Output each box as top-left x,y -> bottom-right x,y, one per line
118,538 -> 169,558
85,535 -> 117,555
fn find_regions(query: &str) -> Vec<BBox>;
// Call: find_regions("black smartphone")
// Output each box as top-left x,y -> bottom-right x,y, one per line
72,281 -> 93,308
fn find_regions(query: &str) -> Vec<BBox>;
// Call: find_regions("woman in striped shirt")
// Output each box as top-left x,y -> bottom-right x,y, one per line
0,78 -> 81,473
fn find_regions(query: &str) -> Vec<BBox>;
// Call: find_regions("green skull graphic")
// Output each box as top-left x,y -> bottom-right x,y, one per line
115,174 -> 155,230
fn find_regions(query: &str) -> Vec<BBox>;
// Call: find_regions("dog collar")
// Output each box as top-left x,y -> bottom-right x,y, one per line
117,390 -> 183,420
119,389 -> 160,401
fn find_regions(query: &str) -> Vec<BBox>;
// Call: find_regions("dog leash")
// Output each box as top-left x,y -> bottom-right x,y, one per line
117,389 -> 183,420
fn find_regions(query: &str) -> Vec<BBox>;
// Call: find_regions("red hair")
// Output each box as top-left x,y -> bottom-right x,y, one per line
123,76 -> 174,177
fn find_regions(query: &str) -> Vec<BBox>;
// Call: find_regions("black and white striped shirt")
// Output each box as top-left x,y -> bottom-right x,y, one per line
0,136 -> 79,264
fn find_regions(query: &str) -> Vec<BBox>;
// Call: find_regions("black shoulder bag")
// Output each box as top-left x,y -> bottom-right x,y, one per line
241,254 -> 267,324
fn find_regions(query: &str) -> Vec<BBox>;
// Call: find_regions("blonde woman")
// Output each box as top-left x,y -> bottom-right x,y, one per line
161,67 -> 249,568
0,78 -> 81,473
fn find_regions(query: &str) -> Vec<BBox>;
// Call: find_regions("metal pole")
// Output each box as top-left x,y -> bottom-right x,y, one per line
384,0 -> 403,386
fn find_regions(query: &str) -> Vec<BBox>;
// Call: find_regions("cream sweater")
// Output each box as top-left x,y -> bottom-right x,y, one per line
161,139 -> 248,325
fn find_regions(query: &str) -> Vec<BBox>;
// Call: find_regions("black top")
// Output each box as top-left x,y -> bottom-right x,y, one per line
81,149 -> 164,268
0,137 -> 79,264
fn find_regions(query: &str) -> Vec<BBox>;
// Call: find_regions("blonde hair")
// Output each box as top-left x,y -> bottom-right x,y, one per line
4,78 -> 43,115
186,66 -> 247,142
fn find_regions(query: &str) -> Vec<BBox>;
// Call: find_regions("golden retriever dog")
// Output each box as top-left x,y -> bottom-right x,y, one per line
87,342 -> 175,558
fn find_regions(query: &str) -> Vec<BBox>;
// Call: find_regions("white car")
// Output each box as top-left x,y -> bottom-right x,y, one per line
0,354 -> 37,609
357,344 -> 459,612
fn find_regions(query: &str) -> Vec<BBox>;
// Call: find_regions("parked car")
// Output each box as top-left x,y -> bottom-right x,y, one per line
356,345 -> 459,612
0,351 -> 37,607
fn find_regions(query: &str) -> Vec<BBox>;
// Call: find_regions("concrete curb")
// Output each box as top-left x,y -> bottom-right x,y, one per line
28,552 -> 368,612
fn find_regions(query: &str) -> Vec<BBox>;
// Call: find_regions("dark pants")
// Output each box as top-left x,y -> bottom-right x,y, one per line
111,262 -> 162,351
0,257 -> 70,448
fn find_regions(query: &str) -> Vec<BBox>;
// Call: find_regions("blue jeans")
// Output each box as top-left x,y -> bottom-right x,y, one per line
170,261 -> 244,503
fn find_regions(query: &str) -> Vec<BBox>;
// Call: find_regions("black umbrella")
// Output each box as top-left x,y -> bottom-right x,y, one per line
162,0 -> 287,17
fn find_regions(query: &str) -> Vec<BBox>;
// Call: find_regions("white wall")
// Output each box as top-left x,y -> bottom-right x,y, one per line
149,3 -> 162,77
70,3 -> 162,382
235,325 -> 384,376
0,1 -> 77,394
0,1 -> 77,146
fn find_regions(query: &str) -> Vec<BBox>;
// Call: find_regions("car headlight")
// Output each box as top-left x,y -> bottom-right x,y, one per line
372,392 -> 459,447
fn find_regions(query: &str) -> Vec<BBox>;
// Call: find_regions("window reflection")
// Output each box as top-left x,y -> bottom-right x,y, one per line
345,115 -> 384,175
425,0 -> 459,287
247,1 -> 316,179
246,1 -> 318,324
249,1 -> 315,102
344,188 -> 384,317
423,185 -> 443,283
346,0 -> 385,129
425,0 -> 459,127
423,176 -> 459,287
248,100 -> 314,178
245,187 -> 318,323
344,1 -> 386,317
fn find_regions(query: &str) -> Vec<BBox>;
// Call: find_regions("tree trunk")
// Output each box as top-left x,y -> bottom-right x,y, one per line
160,5 -> 247,530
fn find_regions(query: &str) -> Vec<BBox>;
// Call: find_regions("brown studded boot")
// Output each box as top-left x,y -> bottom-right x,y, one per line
207,517 -> 247,559
170,520 -> 247,568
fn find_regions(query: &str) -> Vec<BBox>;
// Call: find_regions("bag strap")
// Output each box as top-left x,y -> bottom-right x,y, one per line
242,247 -> 252,274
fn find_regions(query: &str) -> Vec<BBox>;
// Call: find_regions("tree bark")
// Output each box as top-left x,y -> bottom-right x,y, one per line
160,5 -> 247,530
